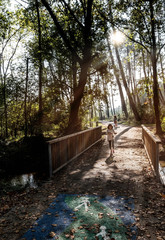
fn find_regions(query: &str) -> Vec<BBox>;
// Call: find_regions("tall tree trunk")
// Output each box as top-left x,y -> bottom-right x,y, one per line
72,54 -> 77,102
159,54 -> 165,97
111,86 -> 115,115
41,0 -> 94,134
108,94 -> 113,116
102,75 -> 110,119
149,0 -> 162,134
3,76 -> 8,138
127,46 -> 133,92
24,58 -> 29,137
105,98 -> 110,119
108,42 -> 128,119
115,46 -> 141,121
142,49 -> 152,107
132,49 -> 141,106
159,88 -> 165,105
36,0 -> 43,133
66,62 -> 90,133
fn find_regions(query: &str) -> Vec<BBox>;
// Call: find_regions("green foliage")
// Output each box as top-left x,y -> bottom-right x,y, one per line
161,107 -> 165,132
161,117 -> 165,132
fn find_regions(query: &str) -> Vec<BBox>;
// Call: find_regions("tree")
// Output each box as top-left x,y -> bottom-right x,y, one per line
40,0 -> 107,134
36,0 -> 43,133
115,45 -> 141,121
107,40 -> 128,119
112,0 -> 165,133
0,7 -> 22,137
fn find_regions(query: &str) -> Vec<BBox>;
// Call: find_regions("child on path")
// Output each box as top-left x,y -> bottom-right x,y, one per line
114,115 -> 117,128
107,123 -> 117,157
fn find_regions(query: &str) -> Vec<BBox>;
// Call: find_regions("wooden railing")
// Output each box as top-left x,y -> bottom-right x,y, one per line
47,126 -> 102,176
141,125 -> 161,177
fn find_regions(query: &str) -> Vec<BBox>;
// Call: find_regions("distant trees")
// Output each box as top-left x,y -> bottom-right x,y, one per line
0,2 -> 23,138
110,0 -> 165,133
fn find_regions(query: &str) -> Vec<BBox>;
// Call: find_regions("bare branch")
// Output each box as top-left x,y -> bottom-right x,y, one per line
156,43 -> 165,60
40,0 -> 82,65
1,27 -> 22,56
3,36 -> 22,79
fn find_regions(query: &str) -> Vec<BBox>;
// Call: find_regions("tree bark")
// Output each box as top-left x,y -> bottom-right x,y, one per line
159,54 -> 165,98
66,61 -> 90,133
3,78 -> 8,137
111,85 -> 115,115
41,0 -> 94,134
141,49 -> 152,107
36,0 -> 43,127
24,58 -> 29,137
149,0 -> 162,134
115,46 -> 141,121
108,42 -> 128,119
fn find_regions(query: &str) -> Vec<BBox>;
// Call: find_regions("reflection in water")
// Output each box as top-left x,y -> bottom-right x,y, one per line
10,173 -> 38,188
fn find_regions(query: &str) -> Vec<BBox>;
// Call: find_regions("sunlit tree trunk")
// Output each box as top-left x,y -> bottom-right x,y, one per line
108,42 -> 128,119
115,46 -> 141,121
132,49 -> 141,106
111,85 -> 115,115
108,94 -> 113,116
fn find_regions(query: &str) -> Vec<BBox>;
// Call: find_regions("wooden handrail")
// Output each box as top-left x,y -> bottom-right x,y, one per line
47,126 -> 101,144
47,126 -> 102,176
141,124 -> 161,177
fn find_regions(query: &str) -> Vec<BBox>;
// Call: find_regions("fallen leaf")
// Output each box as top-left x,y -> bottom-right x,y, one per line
52,224 -> 57,227
70,228 -> 76,234
49,231 -> 56,237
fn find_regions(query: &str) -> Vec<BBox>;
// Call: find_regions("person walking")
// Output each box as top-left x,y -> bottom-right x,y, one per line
107,123 -> 117,157
114,115 -> 118,128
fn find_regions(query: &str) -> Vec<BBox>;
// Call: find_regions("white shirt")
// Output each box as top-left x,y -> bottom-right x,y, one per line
107,129 -> 115,141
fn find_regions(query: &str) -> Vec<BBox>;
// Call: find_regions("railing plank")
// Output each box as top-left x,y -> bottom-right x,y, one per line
141,125 -> 161,177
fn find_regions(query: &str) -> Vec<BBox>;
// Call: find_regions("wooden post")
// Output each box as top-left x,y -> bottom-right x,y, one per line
48,143 -> 52,177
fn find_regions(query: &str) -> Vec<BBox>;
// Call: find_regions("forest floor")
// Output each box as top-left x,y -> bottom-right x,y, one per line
0,124 -> 165,240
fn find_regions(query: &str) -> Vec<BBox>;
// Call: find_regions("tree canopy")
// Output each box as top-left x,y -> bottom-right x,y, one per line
0,0 -> 165,140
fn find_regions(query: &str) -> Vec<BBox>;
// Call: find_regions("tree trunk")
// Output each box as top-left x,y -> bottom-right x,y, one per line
36,0 -> 43,133
41,0 -> 94,134
142,49 -> 152,107
115,46 -> 141,121
159,54 -> 165,97
111,86 -> 115,115
159,88 -> 165,105
108,41 -> 128,119
149,0 -> 162,134
108,94 -> 114,116
105,99 -> 110,119
3,77 -> 8,138
24,58 -> 29,137
65,62 -> 89,134
127,46 -> 134,94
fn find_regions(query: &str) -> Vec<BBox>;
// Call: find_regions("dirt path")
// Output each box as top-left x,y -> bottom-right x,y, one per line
0,125 -> 165,240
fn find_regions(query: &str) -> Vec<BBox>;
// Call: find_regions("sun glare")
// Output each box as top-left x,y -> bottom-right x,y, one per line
111,30 -> 125,45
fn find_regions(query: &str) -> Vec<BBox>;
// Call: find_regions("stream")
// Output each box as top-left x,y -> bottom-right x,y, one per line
0,172 -> 48,194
